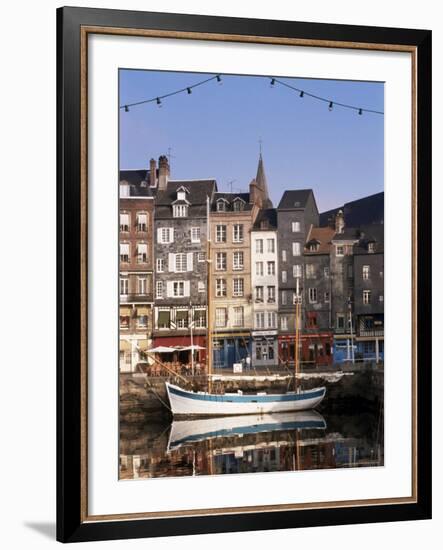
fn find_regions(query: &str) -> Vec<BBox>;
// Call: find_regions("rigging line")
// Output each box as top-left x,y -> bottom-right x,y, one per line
120,74 -> 221,110
270,77 -> 384,115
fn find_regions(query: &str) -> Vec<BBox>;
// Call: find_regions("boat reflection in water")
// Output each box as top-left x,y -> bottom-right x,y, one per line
167,411 -> 326,452
119,408 -> 384,479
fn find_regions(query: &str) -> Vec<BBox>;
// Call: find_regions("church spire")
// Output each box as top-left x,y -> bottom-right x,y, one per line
255,151 -> 272,208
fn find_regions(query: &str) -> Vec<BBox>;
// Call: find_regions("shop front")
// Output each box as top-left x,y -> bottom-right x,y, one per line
251,330 -> 278,369
278,332 -> 333,367
212,332 -> 251,370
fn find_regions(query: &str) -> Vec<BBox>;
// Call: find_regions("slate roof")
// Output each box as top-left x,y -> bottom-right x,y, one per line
277,189 -> 313,210
211,192 -> 253,211
304,226 -> 335,254
354,224 -> 384,254
119,169 -> 155,197
155,179 -> 217,219
320,191 -> 384,227
331,227 -> 360,242
255,155 -> 273,208
252,208 -> 278,231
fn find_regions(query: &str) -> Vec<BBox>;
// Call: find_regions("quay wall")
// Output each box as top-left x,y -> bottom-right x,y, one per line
120,366 -> 384,422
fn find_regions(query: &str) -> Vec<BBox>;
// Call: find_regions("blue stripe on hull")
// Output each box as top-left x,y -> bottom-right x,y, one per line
168,385 -> 326,403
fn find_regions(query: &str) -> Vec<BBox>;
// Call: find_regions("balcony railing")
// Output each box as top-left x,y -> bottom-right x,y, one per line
359,329 -> 384,337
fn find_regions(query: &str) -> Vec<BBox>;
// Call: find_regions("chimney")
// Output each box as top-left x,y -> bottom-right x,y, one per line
158,155 -> 170,191
149,158 -> 157,187
335,209 -> 345,234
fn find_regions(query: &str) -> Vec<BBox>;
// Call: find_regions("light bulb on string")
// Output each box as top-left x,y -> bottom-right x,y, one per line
216,75 -> 222,85
187,87 -> 192,94
156,97 -> 162,108
299,91 -> 304,98
358,108 -> 363,115
270,78 -> 276,87
328,101 -> 333,111
124,105 -> 129,112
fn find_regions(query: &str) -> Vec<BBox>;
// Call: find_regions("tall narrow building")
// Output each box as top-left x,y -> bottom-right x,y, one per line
276,189 -> 319,365
119,165 -> 155,372
209,154 -> 271,369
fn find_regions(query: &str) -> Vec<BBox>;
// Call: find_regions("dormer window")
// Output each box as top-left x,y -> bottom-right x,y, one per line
368,242 -> 375,253
173,204 -> 188,218
216,199 -> 227,212
233,198 -> 245,211
260,220 -> 268,230
309,242 -> 319,252
176,186 -> 190,202
120,182 -> 130,197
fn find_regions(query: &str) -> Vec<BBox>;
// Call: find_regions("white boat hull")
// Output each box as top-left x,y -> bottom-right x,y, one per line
165,382 -> 326,417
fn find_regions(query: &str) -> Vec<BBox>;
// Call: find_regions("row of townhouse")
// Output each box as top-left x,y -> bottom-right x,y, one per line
118,154 -> 384,372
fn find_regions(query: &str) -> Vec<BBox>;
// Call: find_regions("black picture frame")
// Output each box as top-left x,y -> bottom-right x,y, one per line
57,6 -> 432,543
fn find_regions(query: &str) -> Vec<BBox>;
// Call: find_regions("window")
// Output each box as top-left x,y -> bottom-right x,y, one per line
324,291 -> 330,303
120,243 -> 129,263
197,252 -> 206,262
233,307 -> 244,327
175,253 -> 187,273
233,199 -> 244,211
156,258 -> 165,272
194,309 -> 206,328
173,282 -> 185,297
267,238 -> 275,253
120,278 -> 128,295
120,213 -> 129,232
293,264 -> 302,278
120,183 -> 130,197
368,242 -> 375,253
267,286 -> 276,303
324,266 -> 330,278
216,225 -> 227,243
256,262 -> 264,276
157,309 -> 170,329
292,221 -> 301,232
292,242 -> 301,256
216,200 -> 226,212
215,308 -> 227,327
233,224 -> 244,243
255,312 -> 265,329
137,314 -> 148,328
255,286 -> 264,302
137,213 -> 147,232
137,277 -> 147,295
336,314 -> 345,330
198,281 -> 206,293
282,271 -> 287,283
119,314 -> 129,329
379,294 -> 384,302
233,278 -> 244,297
267,312 -> 277,328
363,290 -> 372,304
267,261 -> 275,275
306,264 -> 315,278
216,278 -> 227,297
176,310 -> 188,328
282,250 -> 287,262
281,316 -> 288,330
363,265 -> 370,280
307,313 -> 317,328
156,281 -> 164,299
309,288 -> 317,303
191,227 -> 201,243
158,227 -> 173,244
137,243 -> 148,263
216,252 -> 227,271
309,242 -> 319,252
282,290 -> 287,305
177,189 -> 187,201
233,251 -> 244,271
256,239 -> 263,254
173,204 -> 188,218
336,245 -> 344,256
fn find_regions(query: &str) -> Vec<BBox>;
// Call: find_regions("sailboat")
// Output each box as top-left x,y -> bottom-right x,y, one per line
165,199 -> 326,417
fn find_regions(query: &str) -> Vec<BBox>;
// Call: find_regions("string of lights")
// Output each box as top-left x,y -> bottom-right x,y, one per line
119,73 -> 384,116
269,77 -> 384,115
120,74 -> 222,111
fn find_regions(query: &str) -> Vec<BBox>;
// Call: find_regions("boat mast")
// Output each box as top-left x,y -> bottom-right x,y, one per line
206,196 -> 213,393
294,277 -> 300,392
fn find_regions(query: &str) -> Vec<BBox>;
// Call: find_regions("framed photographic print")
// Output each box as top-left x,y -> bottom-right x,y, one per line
57,6 -> 432,543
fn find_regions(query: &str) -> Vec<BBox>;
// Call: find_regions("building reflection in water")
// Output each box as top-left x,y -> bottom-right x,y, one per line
119,408 -> 383,480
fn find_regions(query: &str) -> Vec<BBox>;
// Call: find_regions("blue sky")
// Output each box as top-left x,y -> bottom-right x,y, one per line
119,70 -> 384,212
